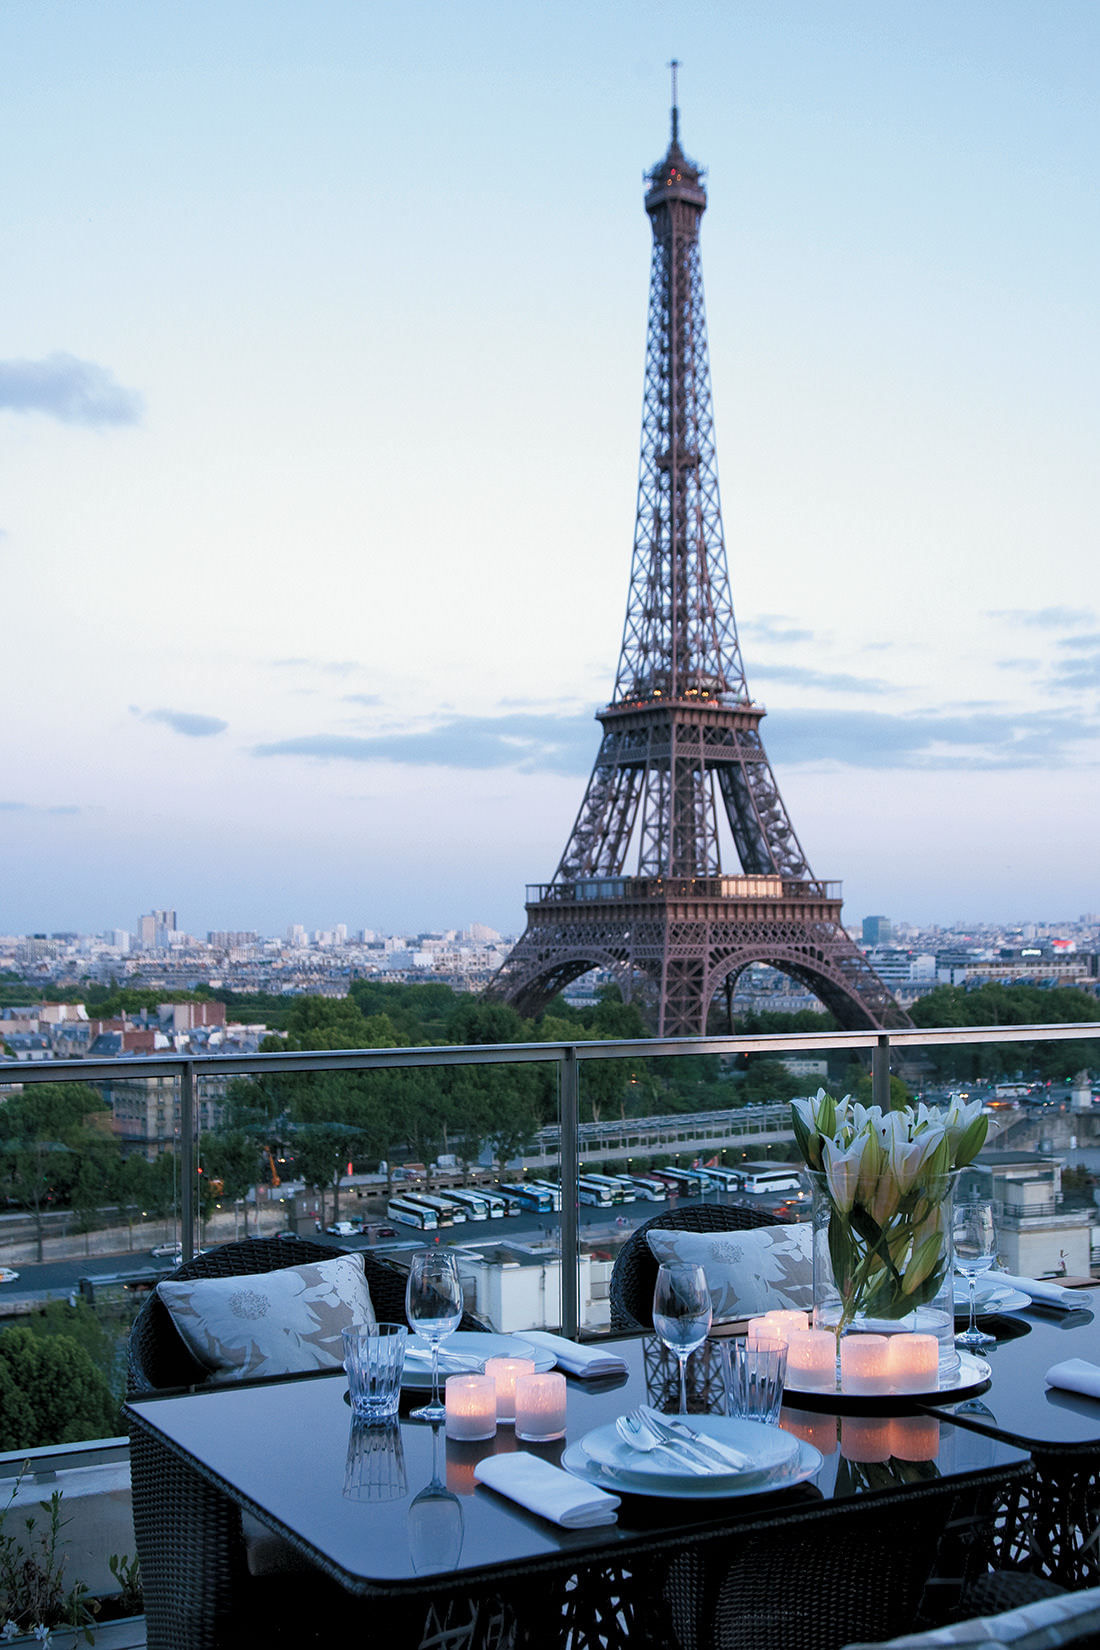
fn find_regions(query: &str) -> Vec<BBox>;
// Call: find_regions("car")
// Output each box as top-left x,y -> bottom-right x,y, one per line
374,1226 -> 397,1238
325,1221 -> 359,1236
151,1243 -> 184,1261
0,1267 -> 19,1284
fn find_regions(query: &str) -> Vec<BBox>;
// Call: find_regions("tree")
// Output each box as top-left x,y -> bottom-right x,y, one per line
0,1328 -> 118,1450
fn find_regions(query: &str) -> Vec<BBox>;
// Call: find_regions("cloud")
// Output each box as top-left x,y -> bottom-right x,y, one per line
742,615 -> 814,645
1048,652 -> 1100,690
271,658 -> 358,676
0,353 -> 143,426
767,706 -> 1099,770
0,801 -> 81,815
749,662 -> 890,694
342,693 -> 384,707
254,711 -> 598,774
990,606 -> 1096,630
144,709 -> 228,738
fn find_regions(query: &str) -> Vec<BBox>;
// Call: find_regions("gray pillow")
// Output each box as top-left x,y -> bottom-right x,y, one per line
157,1253 -> 377,1383
842,1583 -> 1100,1648
645,1222 -> 813,1322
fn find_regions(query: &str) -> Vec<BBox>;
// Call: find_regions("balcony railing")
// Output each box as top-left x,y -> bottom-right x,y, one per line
4,1018 -> 1099,1337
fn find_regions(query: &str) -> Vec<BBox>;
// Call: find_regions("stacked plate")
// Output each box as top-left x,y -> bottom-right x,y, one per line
952,1282 -> 1030,1314
562,1414 -> 823,1500
401,1332 -> 556,1388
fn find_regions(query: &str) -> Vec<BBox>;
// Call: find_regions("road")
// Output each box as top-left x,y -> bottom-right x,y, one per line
0,1189 -> 796,1305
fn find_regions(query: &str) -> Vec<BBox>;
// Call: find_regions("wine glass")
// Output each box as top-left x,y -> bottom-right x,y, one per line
652,1261 -> 712,1414
954,1199 -> 997,1351
405,1249 -> 463,1422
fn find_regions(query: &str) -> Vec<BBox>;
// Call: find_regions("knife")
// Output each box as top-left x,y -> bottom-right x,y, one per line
639,1407 -> 750,1470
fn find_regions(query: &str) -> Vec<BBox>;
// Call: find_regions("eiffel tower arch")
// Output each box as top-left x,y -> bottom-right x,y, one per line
487,93 -> 911,1039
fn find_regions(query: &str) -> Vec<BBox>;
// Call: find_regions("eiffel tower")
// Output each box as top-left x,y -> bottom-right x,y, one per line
488,86 -> 911,1038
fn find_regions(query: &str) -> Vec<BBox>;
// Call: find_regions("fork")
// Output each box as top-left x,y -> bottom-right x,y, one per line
614,1413 -> 713,1474
637,1408 -> 751,1469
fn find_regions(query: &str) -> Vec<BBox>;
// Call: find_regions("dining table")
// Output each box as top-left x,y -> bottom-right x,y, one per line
125,1331 -> 1034,1650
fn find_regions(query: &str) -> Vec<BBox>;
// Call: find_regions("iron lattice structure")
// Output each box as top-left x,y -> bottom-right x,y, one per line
489,106 -> 910,1037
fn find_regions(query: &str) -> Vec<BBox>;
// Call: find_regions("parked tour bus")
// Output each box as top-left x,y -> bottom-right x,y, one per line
651,1167 -> 714,1195
400,1193 -> 466,1225
444,1189 -> 491,1222
583,1172 -> 635,1204
577,1177 -> 615,1207
619,1174 -> 667,1202
386,1196 -> 439,1232
498,1182 -> 556,1213
482,1190 -> 520,1217
738,1164 -> 804,1195
528,1179 -> 564,1212
700,1165 -> 742,1193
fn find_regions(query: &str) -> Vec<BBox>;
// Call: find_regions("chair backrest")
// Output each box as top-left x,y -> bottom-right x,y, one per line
609,1203 -> 781,1333
127,1235 -> 484,1395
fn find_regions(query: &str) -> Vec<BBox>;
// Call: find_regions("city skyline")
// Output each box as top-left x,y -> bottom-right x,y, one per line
3,2 -> 1099,938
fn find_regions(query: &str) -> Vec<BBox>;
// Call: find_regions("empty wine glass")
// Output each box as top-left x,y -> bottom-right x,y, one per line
954,1199 -> 997,1351
652,1261 -> 712,1414
405,1248 -> 463,1422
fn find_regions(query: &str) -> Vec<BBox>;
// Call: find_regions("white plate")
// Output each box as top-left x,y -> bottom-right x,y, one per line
577,1414 -> 800,1490
953,1283 -> 1030,1314
785,1350 -> 992,1403
563,1436 -> 823,1500
401,1332 -> 556,1389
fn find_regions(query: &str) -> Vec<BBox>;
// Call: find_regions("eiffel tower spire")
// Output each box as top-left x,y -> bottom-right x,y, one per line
488,99 -> 910,1037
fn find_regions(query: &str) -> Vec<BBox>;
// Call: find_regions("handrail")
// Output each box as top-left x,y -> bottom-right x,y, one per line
3,1020 -> 1098,1335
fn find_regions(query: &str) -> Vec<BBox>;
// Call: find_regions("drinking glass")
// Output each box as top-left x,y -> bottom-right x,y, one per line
652,1261 -> 712,1414
406,1249 -> 463,1422
953,1199 -> 997,1350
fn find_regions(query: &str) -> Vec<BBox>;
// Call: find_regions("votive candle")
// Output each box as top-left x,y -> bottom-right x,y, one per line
514,1371 -> 568,1442
839,1334 -> 891,1395
444,1374 -> 497,1442
484,1356 -> 536,1422
884,1333 -> 938,1395
785,1328 -> 837,1392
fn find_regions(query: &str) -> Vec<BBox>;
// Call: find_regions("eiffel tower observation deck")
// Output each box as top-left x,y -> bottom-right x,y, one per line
489,88 -> 911,1038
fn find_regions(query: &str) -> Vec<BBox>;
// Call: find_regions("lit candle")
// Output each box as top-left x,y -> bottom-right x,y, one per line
484,1356 -> 536,1422
884,1333 -> 938,1395
888,1416 -> 940,1463
514,1371 -> 568,1442
785,1328 -> 837,1392
780,1408 -> 837,1454
840,1416 -> 893,1463
765,1309 -> 811,1335
839,1334 -> 891,1395
444,1374 -> 497,1442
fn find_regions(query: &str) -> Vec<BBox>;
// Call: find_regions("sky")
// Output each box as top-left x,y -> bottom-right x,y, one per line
2,0 -> 1099,941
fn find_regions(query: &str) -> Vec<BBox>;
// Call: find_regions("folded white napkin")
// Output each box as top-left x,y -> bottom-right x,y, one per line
993,1273 -> 1082,1308
519,1331 -> 627,1379
474,1451 -> 620,1527
1045,1359 -> 1100,1401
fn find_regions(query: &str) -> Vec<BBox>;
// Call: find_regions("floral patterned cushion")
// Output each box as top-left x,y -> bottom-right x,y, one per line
157,1253 -> 377,1383
645,1222 -> 813,1322
842,1584 -> 1100,1648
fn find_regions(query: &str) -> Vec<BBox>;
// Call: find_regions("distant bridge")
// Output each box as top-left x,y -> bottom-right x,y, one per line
523,1103 -> 795,1171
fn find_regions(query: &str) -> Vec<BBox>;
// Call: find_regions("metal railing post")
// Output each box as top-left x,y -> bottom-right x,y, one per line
560,1046 -> 580,1338
872,1035 -> 891,1111
180,1062 -> 195,1262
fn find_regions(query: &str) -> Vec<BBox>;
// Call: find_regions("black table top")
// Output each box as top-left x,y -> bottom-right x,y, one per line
929,1296 -> 1100,1453
126,1335 -> 1029,1596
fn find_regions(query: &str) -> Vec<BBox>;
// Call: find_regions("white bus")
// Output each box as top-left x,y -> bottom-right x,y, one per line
583,1172 -> 635,1204
482,1190 -> 520,1217
401,1193 -> 467,1225
444,1189 -> 491,1222
619,1175 -> 667,1202
387,1196 -> 438,1231
577,1176 -> 615,1207
739,1165 -> 804,1195
700,1166 -> 742,1193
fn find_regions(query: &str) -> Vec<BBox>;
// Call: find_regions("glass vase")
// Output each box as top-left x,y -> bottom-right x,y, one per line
808,1166 -> 960,1386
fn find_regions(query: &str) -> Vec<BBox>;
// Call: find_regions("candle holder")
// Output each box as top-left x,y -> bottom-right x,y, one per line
444,1374 -> 497,1442
785,1328 -> 837,1392
839,1334 -> 891,1396
884,1333 -> 938,1395
514,1371 -> 568,1442
484,1356 -> 536,1422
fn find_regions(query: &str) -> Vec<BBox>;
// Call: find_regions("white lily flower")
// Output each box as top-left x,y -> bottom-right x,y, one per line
822,1136 -> 863,1214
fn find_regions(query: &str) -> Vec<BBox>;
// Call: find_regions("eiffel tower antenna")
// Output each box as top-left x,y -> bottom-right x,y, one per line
488,101 -> 910,1037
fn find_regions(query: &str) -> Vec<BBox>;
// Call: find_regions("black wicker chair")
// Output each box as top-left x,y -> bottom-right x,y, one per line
609,1202 -> 782,1333
127,1236 -> 486,1649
